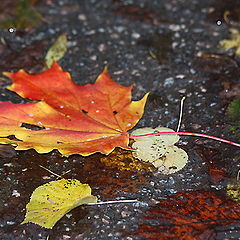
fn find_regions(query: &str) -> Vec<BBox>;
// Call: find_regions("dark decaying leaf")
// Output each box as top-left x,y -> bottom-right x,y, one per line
219,83 -> 240,98
194,145 -> 229,183
70,151 -> 150,198
194,53 -> 240,97
0,39 -> 48,73
137,32 -> 172,64
129,190 -> 240,240
194,54 -> 239,76
112,0 -> 170,25
206,0 -> 240,25
147,91 -> 165,109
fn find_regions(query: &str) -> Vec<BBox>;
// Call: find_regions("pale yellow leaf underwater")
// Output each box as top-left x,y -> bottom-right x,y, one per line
131,127 -> 188,174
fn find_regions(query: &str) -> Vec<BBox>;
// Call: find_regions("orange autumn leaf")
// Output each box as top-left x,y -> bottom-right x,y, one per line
0,62 -> 148,156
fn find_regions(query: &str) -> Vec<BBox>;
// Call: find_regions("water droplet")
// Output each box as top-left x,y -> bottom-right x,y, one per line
8,28 -> 16,33
6,221 -> 15,225
12,189 -> 20,197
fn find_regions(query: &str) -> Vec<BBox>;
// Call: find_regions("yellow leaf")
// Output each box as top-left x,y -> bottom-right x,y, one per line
131,127 -> 188,174
44,33 -> 67,68
220,28 -> 240,56
21,179 -> 97,229
227,180 -> 240,203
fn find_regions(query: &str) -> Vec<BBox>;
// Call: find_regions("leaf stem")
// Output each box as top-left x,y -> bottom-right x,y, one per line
130,131 -> 240,148
87,199 -> 138,205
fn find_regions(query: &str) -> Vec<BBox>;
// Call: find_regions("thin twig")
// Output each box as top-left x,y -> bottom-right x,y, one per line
39,165 -> 62,178
176,97 -> 185,133
39,165 -> 71,179
87,199 -> 138,205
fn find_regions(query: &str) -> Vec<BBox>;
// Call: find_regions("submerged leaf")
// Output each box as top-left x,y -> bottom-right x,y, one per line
195,146 -> 229,183
21,179 -> 97,229
220,28 -> 240,56
0,62 -> 148,156
131,127 -> 188,174
0,39 -> 48,74
44,33 -> 67,68
100,148 -> 155,172
129,190 -> 240,240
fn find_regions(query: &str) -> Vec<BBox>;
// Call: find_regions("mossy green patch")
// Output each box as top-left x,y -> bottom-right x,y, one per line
228,99 -> 240,133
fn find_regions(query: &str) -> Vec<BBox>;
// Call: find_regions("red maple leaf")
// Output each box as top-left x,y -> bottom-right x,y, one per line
0,62 -> 148,156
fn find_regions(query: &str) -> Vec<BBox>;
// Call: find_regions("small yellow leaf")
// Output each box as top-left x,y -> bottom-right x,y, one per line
44,33 -> 67,68
21,179 -> 97,229
227,180 -> 240,203
220,28 -> 240,56
131,127 -> 188,174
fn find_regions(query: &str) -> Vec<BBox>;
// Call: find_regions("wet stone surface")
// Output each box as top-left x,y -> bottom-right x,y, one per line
1,0 -> 240,239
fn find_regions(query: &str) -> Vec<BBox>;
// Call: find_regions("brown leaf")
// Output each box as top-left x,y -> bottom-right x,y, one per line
206,0 -> 240,25
194,53 -> 240,96
129,190 -> 240,240
194,146 -> 229,183
71,151 -> 150,198
0,39 -> 48,73
137,32 -> 172,64
112,0 -> 170,24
